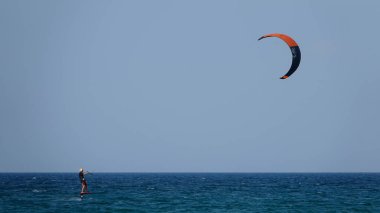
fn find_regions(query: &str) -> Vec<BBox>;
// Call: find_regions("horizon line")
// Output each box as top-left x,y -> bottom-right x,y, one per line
1,171 -> 380,174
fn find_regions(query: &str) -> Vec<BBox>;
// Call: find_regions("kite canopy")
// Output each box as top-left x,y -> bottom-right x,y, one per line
258,33 -> 301,79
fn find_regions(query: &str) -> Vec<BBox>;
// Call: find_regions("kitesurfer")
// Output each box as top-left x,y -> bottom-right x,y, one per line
79,168 -> 89,194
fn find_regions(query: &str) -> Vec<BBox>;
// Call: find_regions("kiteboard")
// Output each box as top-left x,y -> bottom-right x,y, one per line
80,192 -> 92,195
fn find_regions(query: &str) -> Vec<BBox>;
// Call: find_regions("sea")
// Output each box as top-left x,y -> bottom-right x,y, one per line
1,173 -> 380,212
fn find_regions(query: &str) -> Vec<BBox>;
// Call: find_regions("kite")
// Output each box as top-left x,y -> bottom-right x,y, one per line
258,33 -> 301,79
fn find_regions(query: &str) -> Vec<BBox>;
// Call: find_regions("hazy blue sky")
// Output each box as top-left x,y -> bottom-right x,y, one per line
1,0 -> 380,172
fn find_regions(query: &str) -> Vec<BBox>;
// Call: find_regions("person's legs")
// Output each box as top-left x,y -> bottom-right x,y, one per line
81,182 -> 85,193
83,181 -> 88,192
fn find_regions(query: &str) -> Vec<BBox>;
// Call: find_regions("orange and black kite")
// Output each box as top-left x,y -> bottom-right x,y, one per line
258,33 -> 301,79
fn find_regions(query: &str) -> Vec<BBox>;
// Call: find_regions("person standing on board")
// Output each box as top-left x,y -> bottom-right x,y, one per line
79,168 -> 89,194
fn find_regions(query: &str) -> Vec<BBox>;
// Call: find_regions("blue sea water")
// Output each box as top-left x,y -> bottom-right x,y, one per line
1,173 -> 380,212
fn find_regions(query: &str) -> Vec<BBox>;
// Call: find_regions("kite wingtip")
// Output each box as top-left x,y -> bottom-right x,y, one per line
280,76 -> 289,79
